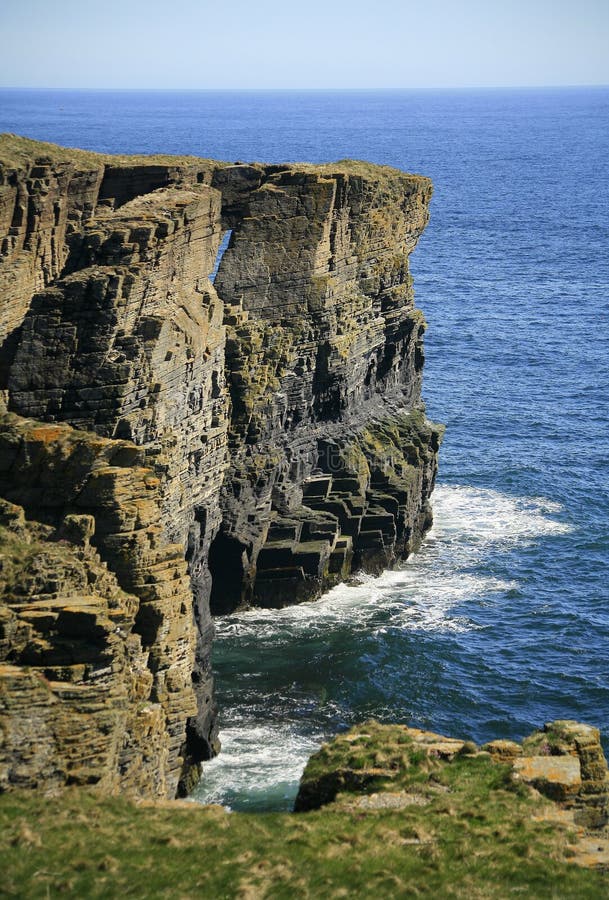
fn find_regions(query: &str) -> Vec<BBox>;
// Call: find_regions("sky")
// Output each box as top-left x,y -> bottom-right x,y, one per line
0,0 -> 608,90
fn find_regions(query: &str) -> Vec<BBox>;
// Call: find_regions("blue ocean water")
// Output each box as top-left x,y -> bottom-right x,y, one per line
2,88 -> 608,811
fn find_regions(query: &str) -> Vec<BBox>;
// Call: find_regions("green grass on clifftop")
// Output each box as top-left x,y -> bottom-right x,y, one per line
0,133 -> 219,170
0,134 -> 428,185
0,782 -> 606,899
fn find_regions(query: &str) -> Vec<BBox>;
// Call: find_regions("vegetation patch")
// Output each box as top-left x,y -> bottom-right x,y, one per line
1,782 -> 606,899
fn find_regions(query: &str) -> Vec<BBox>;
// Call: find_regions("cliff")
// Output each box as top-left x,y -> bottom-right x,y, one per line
0,134 -> 442,798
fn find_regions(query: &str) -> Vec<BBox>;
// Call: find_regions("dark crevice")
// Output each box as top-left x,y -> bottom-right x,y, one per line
211,229 -> 232,283
209,529 -> 248,614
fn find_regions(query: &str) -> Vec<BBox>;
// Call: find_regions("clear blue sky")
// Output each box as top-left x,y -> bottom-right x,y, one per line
1,0 -> 608,89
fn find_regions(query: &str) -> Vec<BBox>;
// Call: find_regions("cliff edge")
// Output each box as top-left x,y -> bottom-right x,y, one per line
0,135 -> 442,798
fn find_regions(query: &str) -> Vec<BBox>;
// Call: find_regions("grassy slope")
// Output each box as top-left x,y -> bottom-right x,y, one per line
1,763 -> 606,900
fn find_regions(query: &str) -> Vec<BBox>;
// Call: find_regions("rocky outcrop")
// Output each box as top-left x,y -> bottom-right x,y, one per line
0,140 -> 218,378
5,179 -> 231,763
295,720 -> 609,837
0,135 -> 442,797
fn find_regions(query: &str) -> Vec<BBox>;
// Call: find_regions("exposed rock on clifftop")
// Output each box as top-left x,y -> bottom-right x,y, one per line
0,135 -> 442,797
296,720 -> 609,834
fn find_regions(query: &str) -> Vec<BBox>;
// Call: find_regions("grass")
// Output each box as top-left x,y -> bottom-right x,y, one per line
291,158 -> 431,185
1,753 -> 607,899
0,133 -> 221,171
0,134 -> 430,186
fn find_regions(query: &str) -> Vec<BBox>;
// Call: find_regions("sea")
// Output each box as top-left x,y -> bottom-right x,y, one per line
1,87 -> 608,811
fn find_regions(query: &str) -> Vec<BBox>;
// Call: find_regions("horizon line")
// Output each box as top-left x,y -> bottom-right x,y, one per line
1,83 -> 609,93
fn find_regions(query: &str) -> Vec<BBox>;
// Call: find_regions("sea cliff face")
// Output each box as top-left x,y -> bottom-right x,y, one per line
0,135 -> 442,798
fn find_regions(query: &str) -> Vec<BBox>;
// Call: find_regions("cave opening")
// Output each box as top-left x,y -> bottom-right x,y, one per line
209,528 -> 248,615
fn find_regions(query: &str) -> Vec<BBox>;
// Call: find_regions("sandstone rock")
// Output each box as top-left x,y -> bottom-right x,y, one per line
482,739 -> 523,762
513,756 -> 582,801
521,720 -> 609,828
567,836 -> 609,869
0,418 -> 197,798
210,163 -> 440,611
0,136 -> 442,798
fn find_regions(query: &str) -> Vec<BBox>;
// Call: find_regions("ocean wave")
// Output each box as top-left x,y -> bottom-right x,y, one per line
214,485 -> 570,641
192,721 -> 322,810
430,484 -> 572,543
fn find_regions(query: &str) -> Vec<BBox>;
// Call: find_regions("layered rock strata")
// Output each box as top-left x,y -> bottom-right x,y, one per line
211,164 -> 440,611
0,135 -> 442,797
0,414 -> 197,797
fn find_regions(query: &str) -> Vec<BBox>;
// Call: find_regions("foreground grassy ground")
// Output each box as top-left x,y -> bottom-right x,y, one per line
1,762 -> 607,900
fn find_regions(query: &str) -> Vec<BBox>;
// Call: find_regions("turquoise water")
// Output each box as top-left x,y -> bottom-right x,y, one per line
2,88 -> 608,810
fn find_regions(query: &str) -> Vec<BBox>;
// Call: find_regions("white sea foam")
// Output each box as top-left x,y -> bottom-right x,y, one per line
214,485 -> 571,640
431,484 -> 571,544
192,721 -> 322,810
